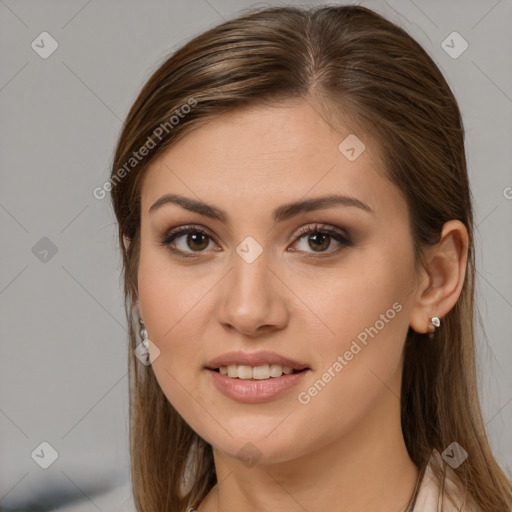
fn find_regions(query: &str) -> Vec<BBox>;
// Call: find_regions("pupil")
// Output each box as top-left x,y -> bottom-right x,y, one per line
188,233 -> 208,251
309,233 -> 329,251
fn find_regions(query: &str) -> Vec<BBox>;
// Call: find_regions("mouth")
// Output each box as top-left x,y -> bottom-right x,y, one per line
205,350 -> 311,383
209,364 -> 309,380
206,363 -> 311,403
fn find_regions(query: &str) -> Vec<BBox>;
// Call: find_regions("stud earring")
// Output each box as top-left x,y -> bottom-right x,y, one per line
428,316 -> 440,339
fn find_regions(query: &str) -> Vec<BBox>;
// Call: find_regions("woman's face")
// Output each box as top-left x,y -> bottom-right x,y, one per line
137,100 -> 420,463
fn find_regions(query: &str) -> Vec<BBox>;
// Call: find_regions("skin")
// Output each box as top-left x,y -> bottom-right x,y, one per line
135,99 -> 468,512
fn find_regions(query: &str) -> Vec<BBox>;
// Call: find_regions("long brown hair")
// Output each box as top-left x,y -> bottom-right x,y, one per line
109,5 -> 512,511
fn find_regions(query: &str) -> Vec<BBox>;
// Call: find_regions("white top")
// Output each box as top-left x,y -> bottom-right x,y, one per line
410,449 -> 482,511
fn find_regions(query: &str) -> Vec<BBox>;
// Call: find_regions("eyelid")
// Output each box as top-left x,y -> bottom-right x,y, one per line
292,222 -> 350,243
161,224 -> 212,242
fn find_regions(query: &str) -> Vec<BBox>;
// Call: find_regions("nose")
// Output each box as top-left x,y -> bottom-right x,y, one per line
215,248 -> 289,337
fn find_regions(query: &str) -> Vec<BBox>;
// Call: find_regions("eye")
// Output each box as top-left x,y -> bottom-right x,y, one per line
290,223 -> 352,256
160,225 -> 217,256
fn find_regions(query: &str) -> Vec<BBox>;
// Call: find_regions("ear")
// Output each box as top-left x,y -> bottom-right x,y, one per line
409,220 -> 469,334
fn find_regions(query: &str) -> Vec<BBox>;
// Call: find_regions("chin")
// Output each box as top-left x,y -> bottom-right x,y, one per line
198,421 -> 311,466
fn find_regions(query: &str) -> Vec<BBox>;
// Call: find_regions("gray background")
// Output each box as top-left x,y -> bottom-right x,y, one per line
1,0 -> 511,510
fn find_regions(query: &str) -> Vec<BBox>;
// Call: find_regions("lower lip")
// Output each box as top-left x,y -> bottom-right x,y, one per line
206,369 -> 310,403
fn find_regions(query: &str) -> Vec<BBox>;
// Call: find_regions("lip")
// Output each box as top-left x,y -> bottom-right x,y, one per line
205,350 -> 310,371
206,368 -> 311,403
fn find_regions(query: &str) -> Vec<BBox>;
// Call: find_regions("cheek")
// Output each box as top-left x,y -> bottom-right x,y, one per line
294,276 -> 408,407
137,259 -> 207,424
137,236 -> 213,340
294,242 -> 413,355
292,244 -> 414,424
137,244 -> 204,376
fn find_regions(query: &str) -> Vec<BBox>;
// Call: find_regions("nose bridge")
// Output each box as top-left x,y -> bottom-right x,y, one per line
230,242 -> 274,310
216,239 -> 287,333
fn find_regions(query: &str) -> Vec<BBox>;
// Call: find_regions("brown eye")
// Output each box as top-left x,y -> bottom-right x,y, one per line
185,232 -> 210,251
161,226 -> 215,256
306,232 -> 331,252
291,224 -> 352,255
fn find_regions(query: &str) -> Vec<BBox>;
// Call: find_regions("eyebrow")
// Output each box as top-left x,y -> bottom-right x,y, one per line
148,193 -> 375,223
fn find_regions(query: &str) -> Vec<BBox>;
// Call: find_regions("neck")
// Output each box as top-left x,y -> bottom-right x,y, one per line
198,379 -> 419,512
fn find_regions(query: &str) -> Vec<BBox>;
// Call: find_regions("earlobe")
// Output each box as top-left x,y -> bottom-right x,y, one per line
123,234 -> 131,251
409,220 -> 469,334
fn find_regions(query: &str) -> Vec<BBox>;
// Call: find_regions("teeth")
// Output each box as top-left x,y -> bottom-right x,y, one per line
218,364 -> 295,380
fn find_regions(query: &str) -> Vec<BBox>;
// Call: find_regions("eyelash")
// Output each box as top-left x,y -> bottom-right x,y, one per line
159,223 -> 353,259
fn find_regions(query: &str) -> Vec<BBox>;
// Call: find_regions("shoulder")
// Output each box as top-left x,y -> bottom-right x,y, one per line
412,449 -> 482,512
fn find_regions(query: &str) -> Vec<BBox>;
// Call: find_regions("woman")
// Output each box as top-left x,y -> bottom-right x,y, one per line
109,5 -> 512,511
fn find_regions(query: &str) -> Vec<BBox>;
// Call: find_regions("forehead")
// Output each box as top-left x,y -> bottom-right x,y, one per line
140,101 -> 404,222
150,101 -> 375,169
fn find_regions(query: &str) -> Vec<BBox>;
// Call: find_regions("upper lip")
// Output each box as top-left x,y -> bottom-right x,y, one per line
206,350 -> 310,371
